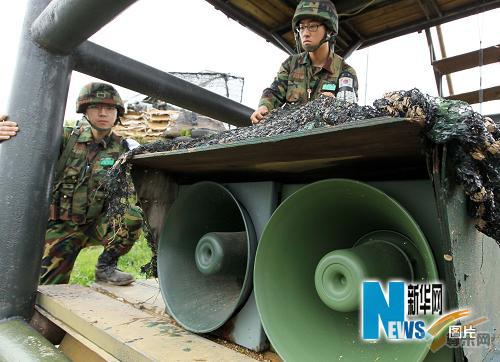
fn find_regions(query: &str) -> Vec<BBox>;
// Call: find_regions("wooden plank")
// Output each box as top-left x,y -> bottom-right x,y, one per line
350,0 -> 425,35
130,117 -> 425,181
432,45 -> 500,75
36,305 -> 119,362
59,334 -> 113,362
90,280 -> 280,361
91,279 -> 167,318
37,285 -> 256,362
446,85 -> 500,104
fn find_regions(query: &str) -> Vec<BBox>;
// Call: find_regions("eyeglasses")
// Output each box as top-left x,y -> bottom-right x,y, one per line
296,23 -> 323,33
87,104 -> 117,111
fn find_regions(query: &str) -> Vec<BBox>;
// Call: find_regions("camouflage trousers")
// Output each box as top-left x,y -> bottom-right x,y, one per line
40,206 -> 143,285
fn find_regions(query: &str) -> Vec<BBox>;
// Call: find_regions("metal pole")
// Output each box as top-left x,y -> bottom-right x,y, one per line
0,0 -> 73,320
31,0 -> 137,54
73,41 -> 254,127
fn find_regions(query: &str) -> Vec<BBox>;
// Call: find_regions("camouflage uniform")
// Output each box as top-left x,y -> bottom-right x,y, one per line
258,50 -> 358,111
40,120 -> 142,284
258,0 -> 357,111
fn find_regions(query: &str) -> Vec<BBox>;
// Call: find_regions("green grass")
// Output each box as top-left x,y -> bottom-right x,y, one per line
69,234 -> 153,286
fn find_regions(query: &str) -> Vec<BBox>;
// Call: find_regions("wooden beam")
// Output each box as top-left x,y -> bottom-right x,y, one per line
445,85 -> 500,104
37,285 -> 256,361
432,45 -> 500,75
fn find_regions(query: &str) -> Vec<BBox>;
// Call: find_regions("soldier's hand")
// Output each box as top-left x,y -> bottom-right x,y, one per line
0,115 -> 19,141
321,92 -> 335,98
251,106 -> 269,125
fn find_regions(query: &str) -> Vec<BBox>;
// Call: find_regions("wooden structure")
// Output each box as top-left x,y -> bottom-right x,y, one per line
206,0 -> 500,106
130,116 -> 499,362
205,0 -> 499,58
35,282 -> 265,361
433,44 -> 500,103
132,117 -> 425,182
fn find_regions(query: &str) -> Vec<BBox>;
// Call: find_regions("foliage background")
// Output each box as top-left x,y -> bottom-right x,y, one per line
69,235 -> 151,286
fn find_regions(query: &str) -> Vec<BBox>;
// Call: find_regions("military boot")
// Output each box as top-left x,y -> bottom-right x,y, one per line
95,250 -> 135,286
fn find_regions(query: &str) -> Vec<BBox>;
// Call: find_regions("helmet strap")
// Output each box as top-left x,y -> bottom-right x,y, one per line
295,29 -> 335,53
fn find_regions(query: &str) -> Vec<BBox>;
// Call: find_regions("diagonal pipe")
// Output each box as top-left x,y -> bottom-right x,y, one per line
73,41 -> 253,127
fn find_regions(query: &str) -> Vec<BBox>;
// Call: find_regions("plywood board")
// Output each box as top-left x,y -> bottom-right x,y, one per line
37,285 -> 256,361
131,117 -> 425,181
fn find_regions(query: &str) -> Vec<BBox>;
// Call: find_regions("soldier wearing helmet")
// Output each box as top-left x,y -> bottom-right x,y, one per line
251,0 -> 358,124
1,82 -> 142,286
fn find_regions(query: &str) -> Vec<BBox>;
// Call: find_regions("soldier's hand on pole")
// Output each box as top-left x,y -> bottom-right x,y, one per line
0,115 -> 19,141
251,106 -> 269,125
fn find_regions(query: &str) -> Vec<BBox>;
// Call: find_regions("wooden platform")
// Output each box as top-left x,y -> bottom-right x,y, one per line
131,117 -> 427,182
36,283 -> 261,361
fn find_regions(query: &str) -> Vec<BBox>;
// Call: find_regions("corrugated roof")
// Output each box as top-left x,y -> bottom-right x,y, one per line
205,0 -> 500,58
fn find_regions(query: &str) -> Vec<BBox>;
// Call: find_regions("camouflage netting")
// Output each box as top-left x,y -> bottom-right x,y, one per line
170,71 -> 245,103
104,89 -> 500,276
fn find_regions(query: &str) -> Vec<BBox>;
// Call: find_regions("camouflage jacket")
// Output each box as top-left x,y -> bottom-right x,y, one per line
258,49 -> 357,111
49,119 -> 126,225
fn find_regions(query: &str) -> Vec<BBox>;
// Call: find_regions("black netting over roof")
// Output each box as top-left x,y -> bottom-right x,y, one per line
104,89 -> 500,277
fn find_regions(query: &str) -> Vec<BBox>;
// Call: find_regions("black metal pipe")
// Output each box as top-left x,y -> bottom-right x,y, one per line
31,0 -> 137,54
73,41 -> 254,127
0,0 -> 73,320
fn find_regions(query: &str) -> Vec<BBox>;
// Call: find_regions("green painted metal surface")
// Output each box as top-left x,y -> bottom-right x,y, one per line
314,231 -> 414,312
254,179 -> 439,361
435,149 -> 500,361
0,319 -> 69,362
158,182 -> 257,333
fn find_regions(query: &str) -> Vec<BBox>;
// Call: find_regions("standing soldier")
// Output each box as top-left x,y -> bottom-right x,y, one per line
251,0 -> 358,124
1,82 -> 142,286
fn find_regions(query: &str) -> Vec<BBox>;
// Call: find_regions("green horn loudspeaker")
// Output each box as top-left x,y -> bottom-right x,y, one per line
254,179 -> 438,361
158,181 -> 257,333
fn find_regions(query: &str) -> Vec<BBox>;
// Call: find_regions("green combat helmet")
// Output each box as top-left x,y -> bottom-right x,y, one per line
76,82 -> 125,116
292,0 -> 339,53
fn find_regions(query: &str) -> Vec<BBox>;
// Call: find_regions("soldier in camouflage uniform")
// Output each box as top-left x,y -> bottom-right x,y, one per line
251,0 -> 358,124
1,83 -> 142,286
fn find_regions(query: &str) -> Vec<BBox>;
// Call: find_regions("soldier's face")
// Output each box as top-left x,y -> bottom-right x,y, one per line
299,18 -> 326,51
85,104 -> 117,131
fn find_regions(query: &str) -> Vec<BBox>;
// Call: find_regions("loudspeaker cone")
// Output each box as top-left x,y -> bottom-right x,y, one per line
158,182 -> 256,333
254,179 -> 438,361
315,231 -> 415,312
195,232 -> 247,275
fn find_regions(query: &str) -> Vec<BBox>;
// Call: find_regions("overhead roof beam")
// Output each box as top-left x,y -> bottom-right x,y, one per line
340,20 -> 364,58
31,0 -> 137,55
205,0 -> 294,54
335,0 -> 389,16
360,1 -> 500,49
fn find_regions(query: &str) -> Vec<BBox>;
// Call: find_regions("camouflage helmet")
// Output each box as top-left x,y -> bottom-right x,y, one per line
76,82 -> 124,116
292,0 -> 339,35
